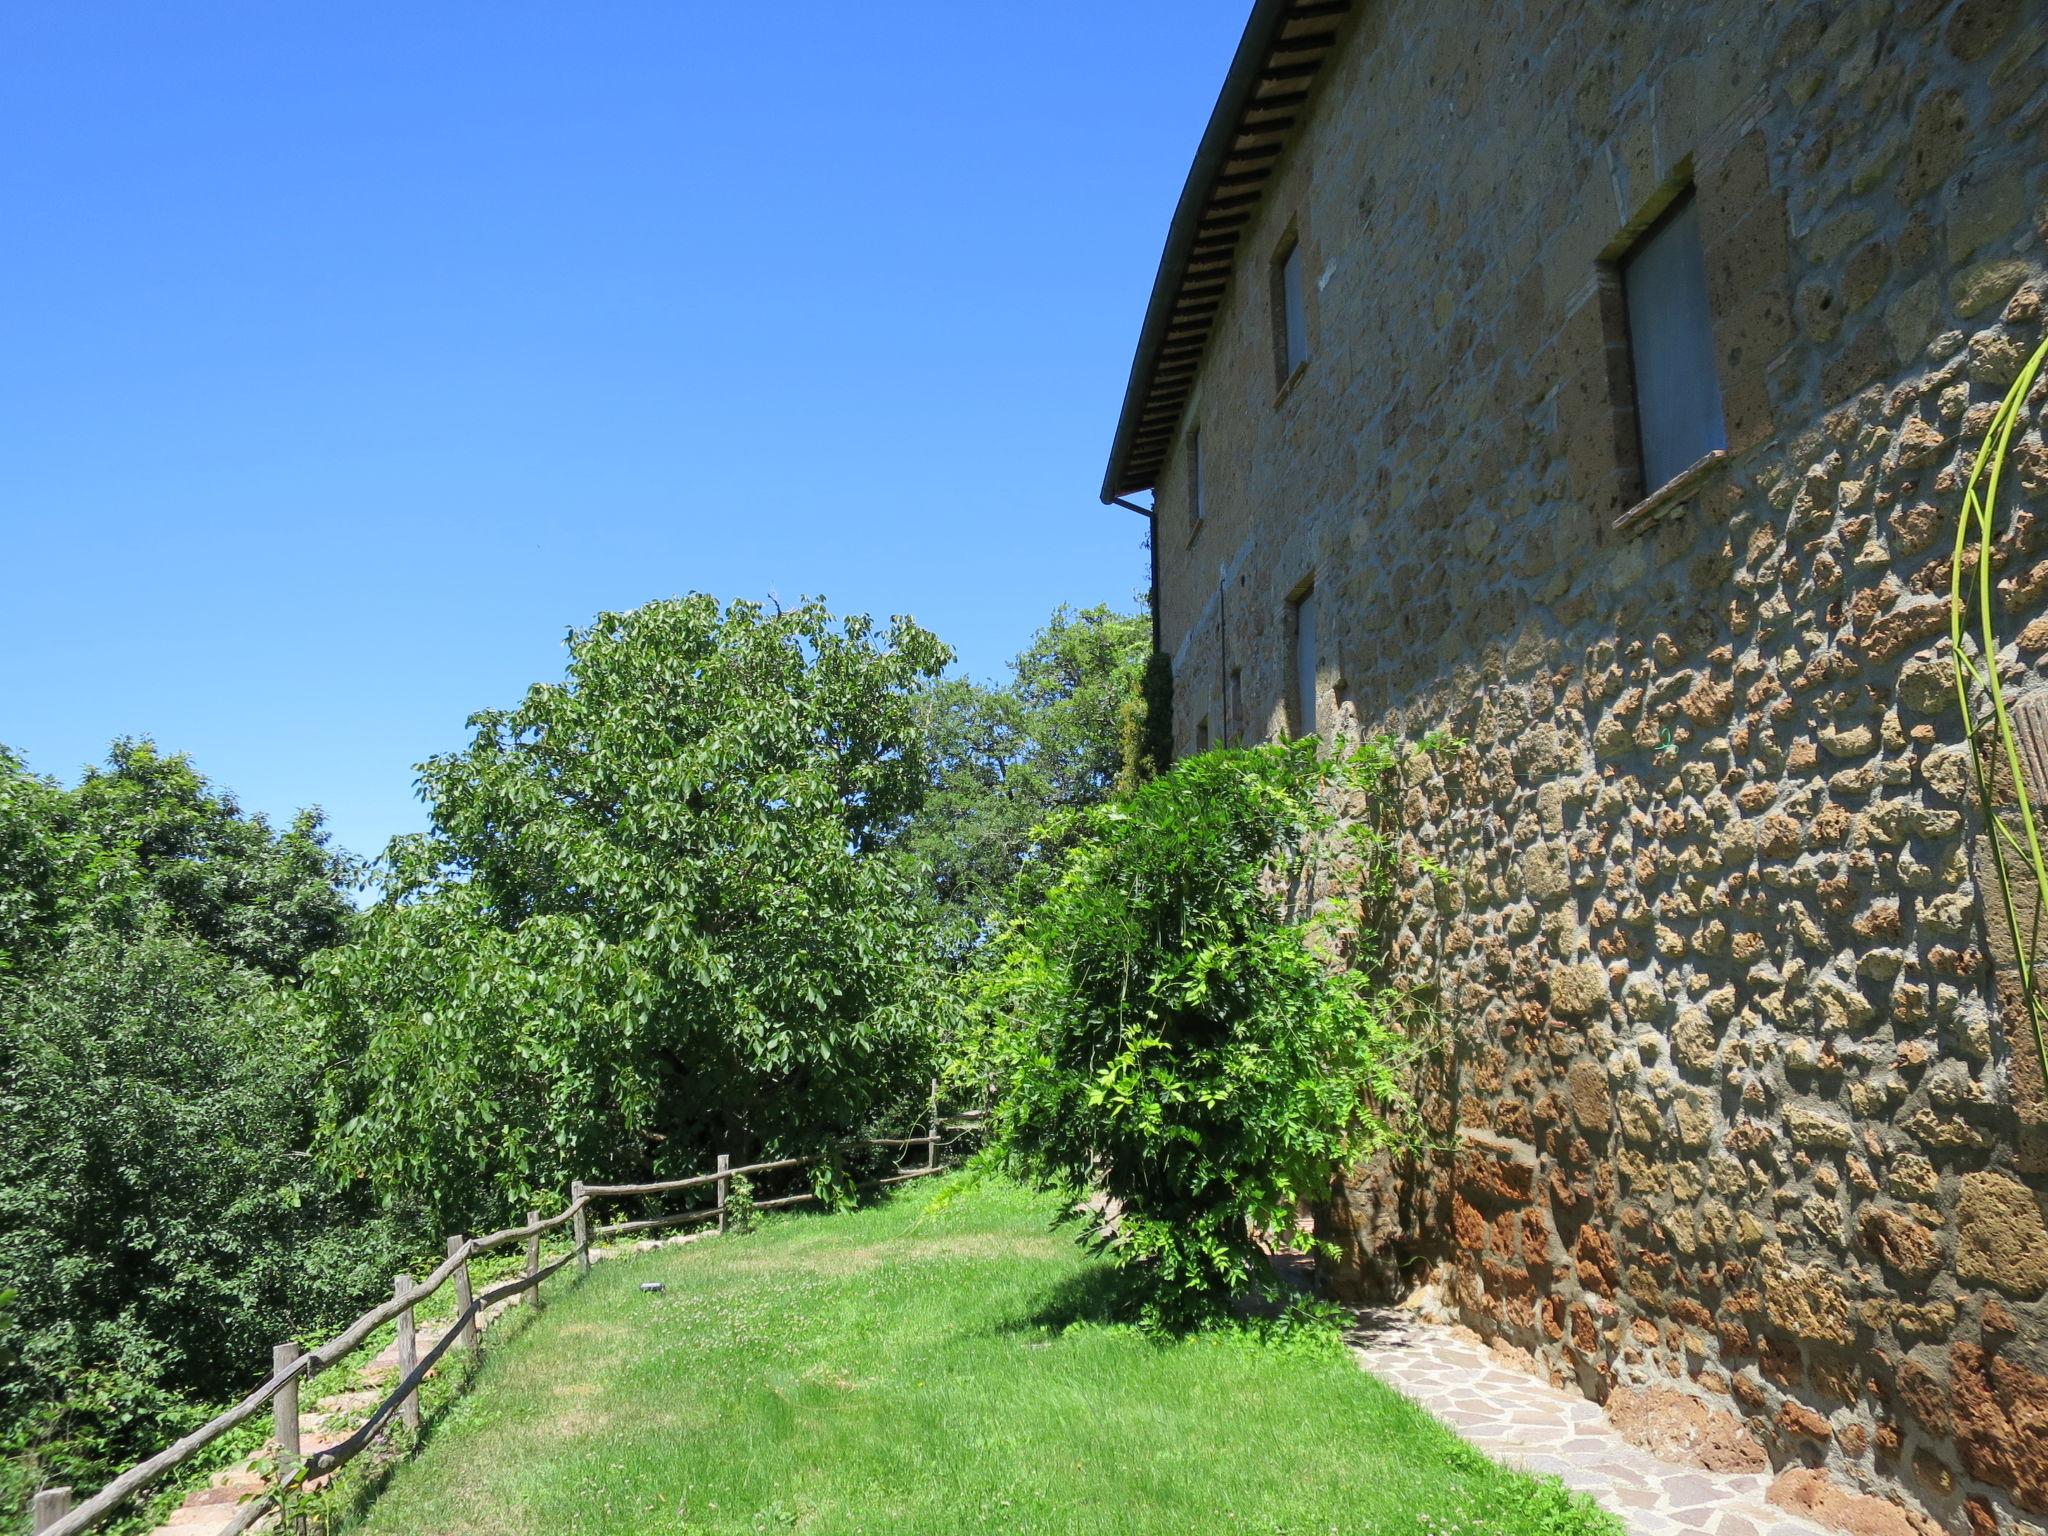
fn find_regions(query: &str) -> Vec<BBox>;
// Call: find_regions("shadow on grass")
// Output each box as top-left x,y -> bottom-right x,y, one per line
995,1251 -> 1352,1358
997,1262 -> 1162,1335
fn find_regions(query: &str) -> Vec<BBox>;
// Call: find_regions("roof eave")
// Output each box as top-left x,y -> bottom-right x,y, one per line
1099,0 -> 1330,504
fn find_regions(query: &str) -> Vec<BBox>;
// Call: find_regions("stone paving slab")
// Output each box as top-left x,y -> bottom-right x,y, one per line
1347,1309 -> 1836,1536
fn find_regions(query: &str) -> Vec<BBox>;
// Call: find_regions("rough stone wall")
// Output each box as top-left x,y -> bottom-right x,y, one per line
1144,3 -> 2048,1532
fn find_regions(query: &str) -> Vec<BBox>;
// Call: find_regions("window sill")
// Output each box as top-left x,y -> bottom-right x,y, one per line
1612,448 -> 1729,536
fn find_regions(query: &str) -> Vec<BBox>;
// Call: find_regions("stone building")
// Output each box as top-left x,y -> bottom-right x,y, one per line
1099,1 -> 2048,1532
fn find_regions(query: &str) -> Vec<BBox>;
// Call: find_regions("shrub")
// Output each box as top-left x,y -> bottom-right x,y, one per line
974,736 -> 1433,1321
722,1174 -> 759,1235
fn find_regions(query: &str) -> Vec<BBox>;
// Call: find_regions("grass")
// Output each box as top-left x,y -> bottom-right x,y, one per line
340,1177 -> 1617,1536
10,1241 -> 555,1536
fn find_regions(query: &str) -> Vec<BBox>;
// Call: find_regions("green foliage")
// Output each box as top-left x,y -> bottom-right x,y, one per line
907,603 -> 1150,956
721,1173 -> 759,1235
972,737 -> 1429,1321
0,739 -> 355,981
1118,647 -> 1174,795
0,743 -> 389,1510
807,1158 -> 858,1213
0,751 -> 61,976
311,595 -> 954,1232
1526,1476 -> 1628,1536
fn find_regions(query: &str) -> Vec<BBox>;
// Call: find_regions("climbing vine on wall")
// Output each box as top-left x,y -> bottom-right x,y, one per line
1949,332 -> 2048,1095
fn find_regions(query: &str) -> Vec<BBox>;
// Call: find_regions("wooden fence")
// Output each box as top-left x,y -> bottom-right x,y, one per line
27,1110 -> 984,1536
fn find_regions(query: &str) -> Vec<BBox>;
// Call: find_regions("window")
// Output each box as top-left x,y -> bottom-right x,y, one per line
1620,192 -> 1725,491
1274,235 -> 1308,382
1186,426 -> 1204,533
1195,715 -> 1210,753
1291,584 -> 1318,738
1227,668 -> 1245,746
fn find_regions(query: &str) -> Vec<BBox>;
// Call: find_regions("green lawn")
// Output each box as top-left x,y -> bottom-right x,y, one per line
342,1177 -> 1612,1536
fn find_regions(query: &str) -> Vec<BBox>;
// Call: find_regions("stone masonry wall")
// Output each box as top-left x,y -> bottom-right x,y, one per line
1144,3 -> 2048,1532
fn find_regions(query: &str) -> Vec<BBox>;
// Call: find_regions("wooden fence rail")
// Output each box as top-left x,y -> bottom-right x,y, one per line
581,1152 -> 817,1199
30,1123 -> 978,1536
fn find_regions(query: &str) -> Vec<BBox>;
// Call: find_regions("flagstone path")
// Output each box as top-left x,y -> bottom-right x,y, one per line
1348,1308 -> 1835,1536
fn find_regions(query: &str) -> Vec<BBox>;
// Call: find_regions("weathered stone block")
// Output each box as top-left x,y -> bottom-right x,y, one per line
1953,256 -> 2035,317
1456,1142 -> 1536,1206
1785,1103 -> 1855,1149
1548,962 -> 1610,1019
1951,1341 -> 2048,1514
1565,1059 -> 1611,1132
1522,841 -> 1573,903
1955,1171 -> 2048,1297
1765,1264 -> 1857,1346
1607,1385 -> 1768,1471
1948,156 -> 2031,264
1858,1207 -> 1942,1282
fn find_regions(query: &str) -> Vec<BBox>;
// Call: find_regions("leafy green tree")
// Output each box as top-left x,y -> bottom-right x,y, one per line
311,596 -> 953,1229
0,743 -> 388,1507
0,750 -> 62,976
971,739 -> 1425,1322
1006,604 -> 1151,803
0,739 -> 356,980
908,604 -> 1150,955
0,938 -> 410,1482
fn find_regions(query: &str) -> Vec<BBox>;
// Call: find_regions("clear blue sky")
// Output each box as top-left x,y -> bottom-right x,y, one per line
1,3 -> 1245,865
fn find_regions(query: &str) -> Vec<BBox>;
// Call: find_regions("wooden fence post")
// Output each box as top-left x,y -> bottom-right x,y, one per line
272,1342 -> 302,1478
448,1236 -> 477,1354
571,1181 -> 590,1274
30,1487 -> 72,1533
928,1079 -> 940,1170
716,1154 -> 730,1233
525,1210 -> 543,1311
393,1274 -> 421,1437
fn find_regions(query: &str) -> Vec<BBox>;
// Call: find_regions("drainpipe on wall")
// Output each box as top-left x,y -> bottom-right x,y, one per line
1109,495 -> 1162,656
1218,566 -> 1230,745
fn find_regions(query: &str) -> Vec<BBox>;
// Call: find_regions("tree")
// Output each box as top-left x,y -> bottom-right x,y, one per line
0,937 -> 408,1479
0,739 -> 356,980
0,749 -> 62,976
1119,649 -> 1174,795
907,604 -> 1151,955
1006,604 -> 1151,807
0,743 -> 388,1506
311,596 -> 954,1229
